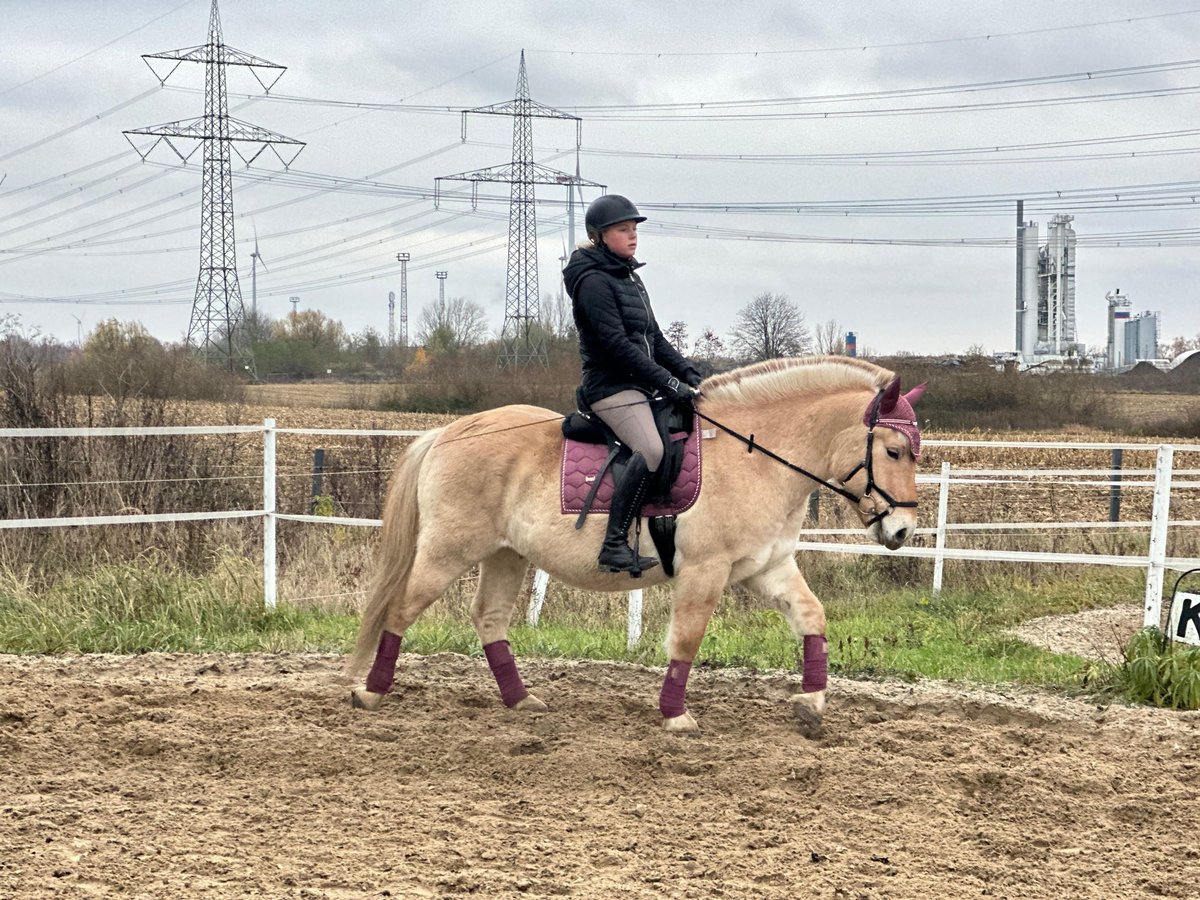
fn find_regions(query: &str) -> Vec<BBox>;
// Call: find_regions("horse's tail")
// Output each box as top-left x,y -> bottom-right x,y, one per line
348,427 -> 440,677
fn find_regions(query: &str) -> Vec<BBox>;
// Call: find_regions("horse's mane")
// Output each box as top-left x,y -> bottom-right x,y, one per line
700,356 -> 895,406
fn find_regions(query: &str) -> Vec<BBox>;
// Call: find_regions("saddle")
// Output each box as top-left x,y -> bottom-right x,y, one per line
560,393 -> 703,576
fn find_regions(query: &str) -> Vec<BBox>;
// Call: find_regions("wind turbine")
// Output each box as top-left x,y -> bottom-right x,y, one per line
250,224 -> 267,320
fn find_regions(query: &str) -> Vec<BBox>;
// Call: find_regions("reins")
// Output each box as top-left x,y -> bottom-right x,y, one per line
688,388 -> 917,526
430,388 -> 917,526
690,407 -> 860,505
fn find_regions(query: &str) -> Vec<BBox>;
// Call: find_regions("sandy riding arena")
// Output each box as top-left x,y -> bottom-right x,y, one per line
2,652 -> 1197,899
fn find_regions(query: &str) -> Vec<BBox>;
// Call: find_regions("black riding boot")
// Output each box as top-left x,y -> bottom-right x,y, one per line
598,452 -> 659,576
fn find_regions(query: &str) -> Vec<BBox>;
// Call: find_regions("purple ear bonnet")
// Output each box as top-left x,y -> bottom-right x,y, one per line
865,378 -> 927,459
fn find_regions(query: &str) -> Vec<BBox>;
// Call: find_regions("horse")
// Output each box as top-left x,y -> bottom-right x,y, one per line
348,355 -> 925,736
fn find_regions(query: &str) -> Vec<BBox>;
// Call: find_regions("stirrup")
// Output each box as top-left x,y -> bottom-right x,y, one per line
598,543 -> 659,577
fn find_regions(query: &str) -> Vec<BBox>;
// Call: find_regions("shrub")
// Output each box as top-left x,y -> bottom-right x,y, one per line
380,341 -> 580,414
1100,627 -> 1200,710
62,319 -> 243,402
881,357 -> 1105,431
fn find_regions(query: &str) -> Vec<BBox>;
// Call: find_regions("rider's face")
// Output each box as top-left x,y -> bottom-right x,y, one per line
602,220 -> 638,259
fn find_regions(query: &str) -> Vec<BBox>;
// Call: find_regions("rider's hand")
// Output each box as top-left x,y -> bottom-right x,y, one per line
661,377 -> 700,403
684,371 -> 703,389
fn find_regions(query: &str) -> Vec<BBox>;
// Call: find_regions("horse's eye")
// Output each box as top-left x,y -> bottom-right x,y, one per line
886,448 -> 901,460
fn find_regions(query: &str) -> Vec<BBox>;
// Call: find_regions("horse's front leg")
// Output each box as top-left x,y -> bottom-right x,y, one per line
744,557 -> 828,738
661,563 -> 731,734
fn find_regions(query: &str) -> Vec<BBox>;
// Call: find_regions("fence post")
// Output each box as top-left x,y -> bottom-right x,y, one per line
627,589 -> 643,650
263,418 -> 277,610
1144,444 -> 1174,628
310,447 -> 325,513
527,569 -> 550,625
932,461 -> 952,595
1109,448 -> 1123,522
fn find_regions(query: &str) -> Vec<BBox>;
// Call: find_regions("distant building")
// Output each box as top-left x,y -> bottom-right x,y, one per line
1124,311 -> 1160,365
1016,213 -> 1085,366
1105,288 -> 1160,371
1106,289 -> 1132,370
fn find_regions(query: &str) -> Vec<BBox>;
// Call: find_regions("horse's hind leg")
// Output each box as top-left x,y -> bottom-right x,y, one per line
744,557 -> 827,738
351,548 -> 473,711
471,548 -> 545,712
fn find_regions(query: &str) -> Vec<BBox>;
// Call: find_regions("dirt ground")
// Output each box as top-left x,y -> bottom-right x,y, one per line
1008,604 -> 1146,665
2,652 -> 1198,899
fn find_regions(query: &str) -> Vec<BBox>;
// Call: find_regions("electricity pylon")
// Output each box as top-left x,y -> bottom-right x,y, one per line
436,51 -> 602,367
124,0 -> 303,371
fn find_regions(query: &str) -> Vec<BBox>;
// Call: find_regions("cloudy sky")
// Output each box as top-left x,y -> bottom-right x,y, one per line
4,0 -> 1200,357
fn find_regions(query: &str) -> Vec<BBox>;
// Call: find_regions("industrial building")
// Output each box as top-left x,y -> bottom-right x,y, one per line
1014,212 -> 1086,366
1105,289 -> 1161,371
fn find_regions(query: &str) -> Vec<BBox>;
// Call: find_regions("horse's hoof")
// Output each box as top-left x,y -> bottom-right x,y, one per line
662,711 -> 700,734
513,693 -> 548,713
792,693 -> 824,739
350,687 -> 385,711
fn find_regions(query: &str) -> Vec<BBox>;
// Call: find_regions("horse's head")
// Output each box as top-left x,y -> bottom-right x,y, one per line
838,376 -> 925,550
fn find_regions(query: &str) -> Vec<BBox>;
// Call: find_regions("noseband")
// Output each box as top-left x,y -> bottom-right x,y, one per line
836,427 -> 917,526
690,387 -> 918,526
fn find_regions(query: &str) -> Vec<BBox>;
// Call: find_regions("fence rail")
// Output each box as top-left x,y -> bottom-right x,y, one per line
3,421 -> 1199,648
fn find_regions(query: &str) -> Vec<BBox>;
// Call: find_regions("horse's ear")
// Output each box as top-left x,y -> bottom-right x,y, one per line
903,382 -> 927,407
878,376 -> 902,416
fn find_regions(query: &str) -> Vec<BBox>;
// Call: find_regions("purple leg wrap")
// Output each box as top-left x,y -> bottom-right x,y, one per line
659,659 -> 692,718
483,640 -> 529,708
365,630 -> 402,695
803,634 -> 828,693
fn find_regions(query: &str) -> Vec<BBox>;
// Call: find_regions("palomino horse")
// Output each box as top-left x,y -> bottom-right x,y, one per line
349,356 -> 924,735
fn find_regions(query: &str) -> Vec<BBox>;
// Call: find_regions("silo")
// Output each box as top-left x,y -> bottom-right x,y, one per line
1106,289 -> 1131,369
1044,214 -> 1077,354
846,331 -> 857,357
1020,221 -> 1039,360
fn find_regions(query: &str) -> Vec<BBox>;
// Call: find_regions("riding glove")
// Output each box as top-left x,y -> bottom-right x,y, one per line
661,377 -> 700,403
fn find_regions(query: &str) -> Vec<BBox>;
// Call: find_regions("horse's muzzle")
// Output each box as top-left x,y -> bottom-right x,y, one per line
871,510 -> 916,551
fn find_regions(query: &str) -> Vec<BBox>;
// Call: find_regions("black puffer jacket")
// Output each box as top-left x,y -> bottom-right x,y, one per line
562,244 -> 701,407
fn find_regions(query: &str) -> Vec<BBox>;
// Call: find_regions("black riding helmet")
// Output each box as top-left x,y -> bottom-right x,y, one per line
585,194 -> 646,243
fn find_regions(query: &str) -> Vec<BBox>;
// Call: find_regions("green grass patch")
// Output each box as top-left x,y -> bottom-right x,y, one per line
10,558 -> 1183,705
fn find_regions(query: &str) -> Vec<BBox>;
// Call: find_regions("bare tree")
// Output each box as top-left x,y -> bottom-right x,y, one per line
538,290 -> 576,341
665,320 -> 689,355
417,296 -> 488,352
1164,333 -> 1200,358
729,292 -> 811,362
814,318 -> 846,355
691,327 -> 727,364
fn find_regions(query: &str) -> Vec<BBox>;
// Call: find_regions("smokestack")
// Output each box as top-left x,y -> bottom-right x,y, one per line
1015,200 -> 1024,352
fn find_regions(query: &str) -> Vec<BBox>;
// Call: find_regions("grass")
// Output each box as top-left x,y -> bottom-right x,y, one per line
0,556 -> 1109,695
6,548 -> 1191,708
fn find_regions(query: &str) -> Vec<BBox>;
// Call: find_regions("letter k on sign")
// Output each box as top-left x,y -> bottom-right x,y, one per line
1169,592 -> 1200,647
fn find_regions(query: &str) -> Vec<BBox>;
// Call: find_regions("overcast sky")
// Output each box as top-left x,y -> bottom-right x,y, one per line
4,0 -> 1200,357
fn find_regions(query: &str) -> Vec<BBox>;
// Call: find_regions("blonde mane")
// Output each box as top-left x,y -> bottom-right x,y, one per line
699,355 -> 894,407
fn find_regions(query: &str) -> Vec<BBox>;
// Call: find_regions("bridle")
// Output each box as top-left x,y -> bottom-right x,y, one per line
689,387 -> 918,527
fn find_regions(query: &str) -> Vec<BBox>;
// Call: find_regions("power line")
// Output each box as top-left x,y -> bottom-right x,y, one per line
0,0 -> 199,98
576,83 -> 1200,122
525,9 -> 1200,58
0,88 -> 161,164
0,151 -> 132,198
557,59 -> 1200,112
208,56 -> 1200,120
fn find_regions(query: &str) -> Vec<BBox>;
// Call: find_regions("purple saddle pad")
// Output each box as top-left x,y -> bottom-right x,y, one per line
560,416 -> 702,516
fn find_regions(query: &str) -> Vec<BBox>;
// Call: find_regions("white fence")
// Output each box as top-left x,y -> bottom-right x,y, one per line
3,421 -> 1199,648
